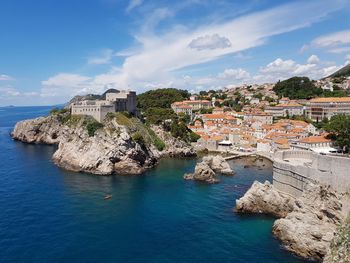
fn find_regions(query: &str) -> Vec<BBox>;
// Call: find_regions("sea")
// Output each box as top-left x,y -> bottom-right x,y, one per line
0,106 -> 308,263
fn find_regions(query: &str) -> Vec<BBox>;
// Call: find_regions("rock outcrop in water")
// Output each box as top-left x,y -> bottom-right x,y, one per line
236,181 -> 350,262
184,155 -> 234,183
12,112 -> 195,175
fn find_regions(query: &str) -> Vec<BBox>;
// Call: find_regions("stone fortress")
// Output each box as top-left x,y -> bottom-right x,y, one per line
71,90 -> 137,122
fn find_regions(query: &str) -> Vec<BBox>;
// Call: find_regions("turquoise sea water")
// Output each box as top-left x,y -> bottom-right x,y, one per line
0,107 -> 308,263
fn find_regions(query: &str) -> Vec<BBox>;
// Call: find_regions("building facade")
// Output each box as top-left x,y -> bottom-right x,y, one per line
71,90 -> 137,122
243,112 -> 273,124
171,100 -> 211,114
306,97 -> 350,121
264,103 -> 304,117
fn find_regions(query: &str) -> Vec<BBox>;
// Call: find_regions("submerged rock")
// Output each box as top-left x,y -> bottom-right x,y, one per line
236,182 -> 350,262
184,155 -> 234,183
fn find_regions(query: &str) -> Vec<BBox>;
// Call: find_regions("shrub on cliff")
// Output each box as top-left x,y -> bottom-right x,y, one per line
85,119 -> 104,137
132,131 -> 145,145
111,112 -> 166,151
170,121 -> 199,143
49,107 -> 69,115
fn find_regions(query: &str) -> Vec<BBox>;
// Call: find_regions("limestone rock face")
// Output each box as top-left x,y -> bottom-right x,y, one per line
151,125 -> 196,157
184,155 -> 234,183
11,116 -> 64,144
184,161 -> 218,184
12,114 -> 192,175
236,181 -> 294,218
323,214 -> 350,263
272,184 -> 346,262
205,155 -> 235,175
236,182 -> 349,262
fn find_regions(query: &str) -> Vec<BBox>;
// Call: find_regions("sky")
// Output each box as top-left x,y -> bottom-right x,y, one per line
1,0 -> 350,106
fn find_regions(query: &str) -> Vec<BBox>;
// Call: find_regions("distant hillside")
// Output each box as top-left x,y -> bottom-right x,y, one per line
273,76 -> 323,99
327,64 -> 350,78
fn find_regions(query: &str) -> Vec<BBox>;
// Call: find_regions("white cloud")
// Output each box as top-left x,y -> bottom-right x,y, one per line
307,54 -> 320,64
41,73 -> 94,98
307,29 -> 350,54
0,74 -> 14,81
0,87 -> 20,96
218,68 -> 250,80
328,47 -> 350,54
126,0 -> 144,12
87,49 -> 115,65
38,0 -> 345,103
188,34 -> 232,51
259,58 -> 296,74
256,57 -> 341,82
312,29 -> 350,48
113,0 -> 343,88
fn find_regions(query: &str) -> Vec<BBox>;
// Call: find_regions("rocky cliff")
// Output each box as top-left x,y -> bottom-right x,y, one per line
324,214 -> 350,263
236,181 -> 350,262
12,112 -> 195,175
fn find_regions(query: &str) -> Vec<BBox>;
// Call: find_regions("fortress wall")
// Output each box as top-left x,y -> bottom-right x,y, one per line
311,154 -> 350,193
273,161 -> 314,197
273,150 -> 350,197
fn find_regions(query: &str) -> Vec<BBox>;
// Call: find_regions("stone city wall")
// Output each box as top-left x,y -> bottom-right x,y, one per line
273,150 -> 350,197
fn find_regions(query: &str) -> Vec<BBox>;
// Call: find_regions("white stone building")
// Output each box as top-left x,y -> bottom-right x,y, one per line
306,97 -> 350,121
71,90 -> 137,122
264,102 -> 304,117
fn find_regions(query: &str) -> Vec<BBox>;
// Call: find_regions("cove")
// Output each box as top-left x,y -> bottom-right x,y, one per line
0,106 -> 308,263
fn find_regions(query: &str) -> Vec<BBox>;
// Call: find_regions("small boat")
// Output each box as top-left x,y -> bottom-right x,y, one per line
104,195 -> 112,200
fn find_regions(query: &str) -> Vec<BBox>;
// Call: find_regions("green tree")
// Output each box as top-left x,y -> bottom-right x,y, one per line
273,76 -> 323,99
144,107 -> 177,125
137,88 -> 190,110
325,115 -> 350,152
178,113 -> 191,124
85,120 -> 104,137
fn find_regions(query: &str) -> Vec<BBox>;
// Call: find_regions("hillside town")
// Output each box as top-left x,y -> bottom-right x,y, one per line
170,75 -> 350,156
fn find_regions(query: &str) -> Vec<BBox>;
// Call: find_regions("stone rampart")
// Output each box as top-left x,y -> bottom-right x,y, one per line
273,150 -> 350,197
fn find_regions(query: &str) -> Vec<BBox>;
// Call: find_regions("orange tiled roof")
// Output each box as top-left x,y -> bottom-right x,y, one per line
309,97 -> 350,103
298,136 -> 331,144
275,103 -> 302,107
274,138 -> 289,145
202,114 -> 226,119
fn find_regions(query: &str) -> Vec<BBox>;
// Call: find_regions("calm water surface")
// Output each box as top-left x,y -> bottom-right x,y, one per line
0,106 -> 308,263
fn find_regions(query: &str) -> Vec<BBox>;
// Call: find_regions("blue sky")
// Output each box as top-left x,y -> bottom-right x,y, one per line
1,0 -> 350,106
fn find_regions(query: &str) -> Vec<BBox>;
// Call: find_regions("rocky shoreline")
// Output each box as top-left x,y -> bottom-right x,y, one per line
11,113 -> 196,175
236,181 -> 350,262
